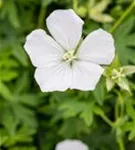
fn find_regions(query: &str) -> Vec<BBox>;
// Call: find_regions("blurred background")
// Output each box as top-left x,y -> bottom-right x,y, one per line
0,0 -> 135,150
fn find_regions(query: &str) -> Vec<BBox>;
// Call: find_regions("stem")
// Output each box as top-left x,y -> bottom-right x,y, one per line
109,1 -> 135,33
119,94 -> 124,118
73,0 -> 78,11
118,138 -> 125,150
38,6 -> 46,28
100,114 -> 114,127
115,98 -> 119,120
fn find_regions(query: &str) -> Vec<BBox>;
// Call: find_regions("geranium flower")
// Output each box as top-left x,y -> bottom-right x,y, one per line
24,9 -> 115,92
55,139 -> 89,150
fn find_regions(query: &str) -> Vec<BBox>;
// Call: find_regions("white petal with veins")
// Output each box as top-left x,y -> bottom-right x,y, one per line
71,60 -> 104,90
24,29 -> 64,68
46,9 -> 84,51
78,29 -> 115,65
35,62 -> 72,92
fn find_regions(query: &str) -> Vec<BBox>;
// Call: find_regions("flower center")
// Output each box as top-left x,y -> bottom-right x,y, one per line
111,68 -> 125,80
62,51 -> 76,62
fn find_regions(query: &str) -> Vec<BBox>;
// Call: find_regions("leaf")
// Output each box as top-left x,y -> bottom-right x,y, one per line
9,147 -> 36,150
126,100 -> 135,121
128,128 -> 135,140
93,80 -> 106,105
6,0 -> 20,28
11,102 -> 37,128
4,125 -> 36,147
12,44 -> 28,67
114,16 -> 135,64
80,102 -> 94,126
17,94 -> 41,106
93,105 -> 105,116
0,81 -> 13,100
59,100 -> 85,118
58,118 -> 90,138
41,0 -> 54,7
0,69 -> 18,81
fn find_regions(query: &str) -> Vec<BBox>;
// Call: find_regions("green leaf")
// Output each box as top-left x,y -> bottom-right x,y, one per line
93,80 -> 106,105
128,128 -> 135,140
12,44 -> 28,67
11,102 -> 37,128
93,105 -> 105,116
126,100 -> 135,121
41,0 -> 54,7
0,81 -> 13,100
59,118 -> 90,138
6,0 -> 20,28
0,69 -> 18,81
59,100 -> 85,118
80,102 -> 94,126
9,147 -> 36,150
114,16 -> 135,64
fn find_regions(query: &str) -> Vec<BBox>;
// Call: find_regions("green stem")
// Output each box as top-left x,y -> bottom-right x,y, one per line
119,94 -> 124,118
100,114 -> 114,127
109,1 -> 135,33
118,138 -> 125,150
73,0 -> 78,10
115,98 -> 119,120
38,6 -> 46,28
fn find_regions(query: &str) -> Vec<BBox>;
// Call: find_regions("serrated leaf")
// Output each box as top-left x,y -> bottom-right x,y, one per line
114,16 -> 135,64
59,100 -> 85,118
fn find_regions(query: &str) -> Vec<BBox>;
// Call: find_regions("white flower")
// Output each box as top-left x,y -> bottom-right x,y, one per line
55,139 -> 89,150
24,9 -> 115,92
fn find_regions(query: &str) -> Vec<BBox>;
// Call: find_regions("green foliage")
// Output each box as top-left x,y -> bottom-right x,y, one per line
0,0 -> 135,150
114,16 -> 135,64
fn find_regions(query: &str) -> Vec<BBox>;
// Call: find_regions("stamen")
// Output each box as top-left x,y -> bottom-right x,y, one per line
63,51 -> 76,62
111,68 -> 125,80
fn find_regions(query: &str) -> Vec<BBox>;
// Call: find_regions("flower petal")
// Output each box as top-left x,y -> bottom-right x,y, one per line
46,9 -> 84,51
71,61 -> 104,90
55,139 -> 89,150
78,29 -> 115,65
34,62 -> 72,92
24,29 -> 64,68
